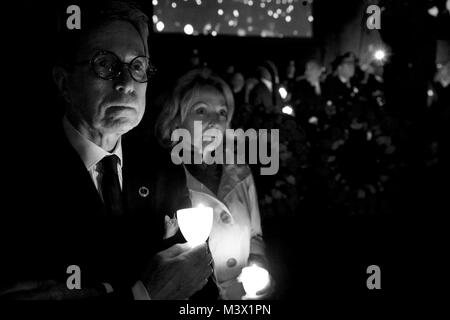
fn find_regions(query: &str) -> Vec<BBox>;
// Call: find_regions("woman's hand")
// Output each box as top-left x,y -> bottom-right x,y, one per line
240,256 -> 276,300
254,274 -> 275,299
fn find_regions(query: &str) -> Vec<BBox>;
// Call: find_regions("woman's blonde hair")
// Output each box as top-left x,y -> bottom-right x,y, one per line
155,68 -> 235,148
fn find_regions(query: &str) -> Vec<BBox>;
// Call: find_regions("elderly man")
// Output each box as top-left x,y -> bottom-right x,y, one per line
249,61 -> 283,114
324,52 -> 360,102
0,1 -> 212,300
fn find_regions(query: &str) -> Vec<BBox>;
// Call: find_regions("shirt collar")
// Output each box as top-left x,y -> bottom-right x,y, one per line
63,116 -> 123,171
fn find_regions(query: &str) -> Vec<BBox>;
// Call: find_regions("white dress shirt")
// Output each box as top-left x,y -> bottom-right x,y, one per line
63,116 -> 151,300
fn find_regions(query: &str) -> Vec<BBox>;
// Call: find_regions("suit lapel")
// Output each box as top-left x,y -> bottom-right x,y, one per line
121,136 -> 166,247
58,129 -> 105,217
121,137 -> 154,217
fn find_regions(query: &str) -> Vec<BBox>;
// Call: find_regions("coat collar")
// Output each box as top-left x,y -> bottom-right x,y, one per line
185,163 -> 252,201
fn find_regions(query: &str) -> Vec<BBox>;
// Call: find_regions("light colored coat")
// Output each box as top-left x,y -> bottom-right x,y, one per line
184,164 -> 265,300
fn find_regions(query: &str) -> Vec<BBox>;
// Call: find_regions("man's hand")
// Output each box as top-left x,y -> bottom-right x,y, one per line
142,243 -> 213,300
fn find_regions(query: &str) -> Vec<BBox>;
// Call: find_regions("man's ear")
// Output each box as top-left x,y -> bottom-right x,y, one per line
52,66 -> 71,104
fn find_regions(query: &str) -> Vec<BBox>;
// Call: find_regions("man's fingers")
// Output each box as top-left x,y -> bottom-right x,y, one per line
207,264 -> 214,278
188,243 -> 209,259
162,242 -> 191,258
198,264 -> 213,281
188,244 -> 213,281
163,243 -> 210,260
189,244 -> 213,267
182,244 -> 213,271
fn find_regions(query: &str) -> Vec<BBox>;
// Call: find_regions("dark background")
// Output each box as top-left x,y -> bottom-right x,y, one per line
152,0 -> 313,38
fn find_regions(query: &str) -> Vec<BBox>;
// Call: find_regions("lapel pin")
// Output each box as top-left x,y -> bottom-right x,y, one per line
138,186 -> 150,198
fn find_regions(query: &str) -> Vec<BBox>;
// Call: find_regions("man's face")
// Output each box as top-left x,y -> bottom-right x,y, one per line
231,73 -> 245,93
66,20 -> 147,136
305,62 -> 322,82
338,60 -> 355,80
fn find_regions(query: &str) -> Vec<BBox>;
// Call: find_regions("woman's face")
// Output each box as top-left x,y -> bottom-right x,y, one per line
181,85 -> 229,152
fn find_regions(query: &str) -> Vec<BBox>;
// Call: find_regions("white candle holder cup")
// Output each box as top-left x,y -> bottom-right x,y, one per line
238,264 -> 271,300
176,206 -> 214,247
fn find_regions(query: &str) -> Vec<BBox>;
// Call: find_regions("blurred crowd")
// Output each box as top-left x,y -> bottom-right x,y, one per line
174,48 -> 450,229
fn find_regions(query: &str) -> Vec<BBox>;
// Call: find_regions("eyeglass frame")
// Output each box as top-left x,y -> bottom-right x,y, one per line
73,50 -> 157,83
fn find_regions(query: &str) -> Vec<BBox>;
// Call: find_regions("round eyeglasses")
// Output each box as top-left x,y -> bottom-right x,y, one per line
75,50 -> 157,83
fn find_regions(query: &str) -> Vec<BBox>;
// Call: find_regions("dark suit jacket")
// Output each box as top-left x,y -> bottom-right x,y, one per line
323,75 -> 358,102
292,79 -> 325,125
0,124 -> 190,299
249,81 -> 282,113
323,76 -> 361,102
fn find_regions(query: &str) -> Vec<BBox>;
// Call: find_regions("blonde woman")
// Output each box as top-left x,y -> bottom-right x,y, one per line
155,68 -> 271,300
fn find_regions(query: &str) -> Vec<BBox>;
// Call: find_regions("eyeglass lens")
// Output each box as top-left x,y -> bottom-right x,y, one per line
92,52 -> 152,83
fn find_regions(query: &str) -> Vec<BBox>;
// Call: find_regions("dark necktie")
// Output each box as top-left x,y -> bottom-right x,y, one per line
100,155 -> 124,216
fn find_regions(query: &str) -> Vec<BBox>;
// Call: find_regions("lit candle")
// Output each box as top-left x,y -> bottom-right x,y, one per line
238,264 -> 270,299
176,205 -> 213,247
